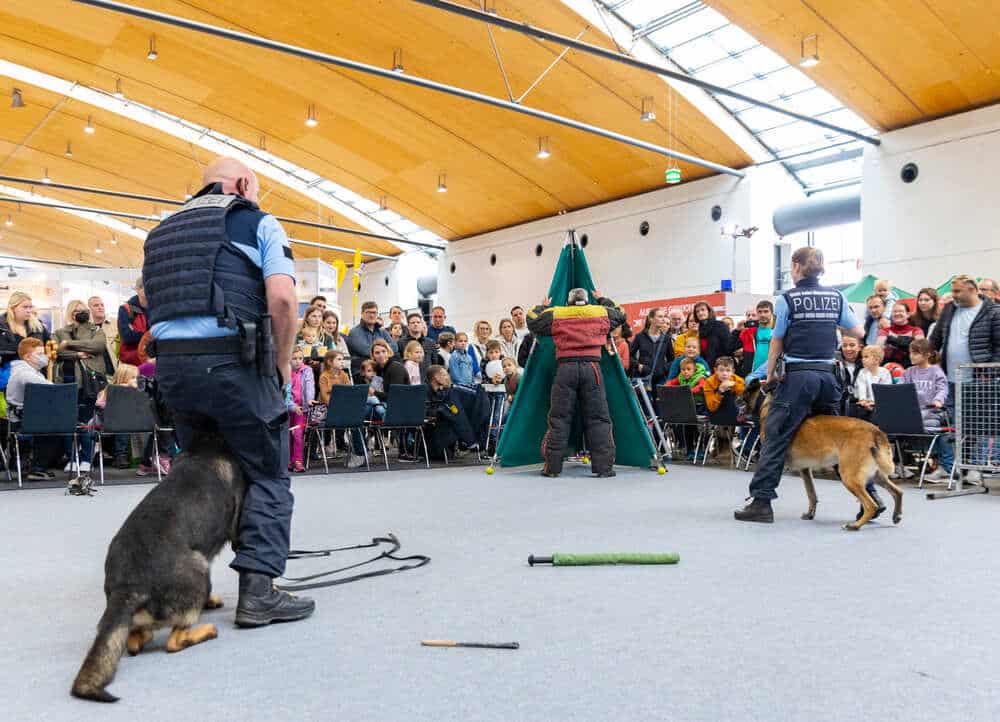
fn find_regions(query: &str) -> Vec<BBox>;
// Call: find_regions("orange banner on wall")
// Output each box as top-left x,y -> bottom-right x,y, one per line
621,292 -> 727,331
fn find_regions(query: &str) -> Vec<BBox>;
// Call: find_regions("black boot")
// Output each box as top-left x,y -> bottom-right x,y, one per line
235,571 -> 315,628
856,487 -> 886,521
734,497 -> 774,523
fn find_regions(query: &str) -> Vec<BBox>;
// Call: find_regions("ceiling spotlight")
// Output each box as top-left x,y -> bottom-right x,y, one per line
437,172 -> 448,193
110,234 -> 118,245
8,265 -> 16,279
5,215 -> 12,227
184,183 -> 192,200
799,33 -> 820,68
11,87 -> 25,109
147,35 -> 158,60
305,103 -> 318,128
113,78 -> 125,100
392,48 -> 405,74
95,241 -> 103,254
42,168 -> 51,184
65,141 -> 73,158
84,115 -> 95,134
536,136 -> 551,159
640,96 -> 656,122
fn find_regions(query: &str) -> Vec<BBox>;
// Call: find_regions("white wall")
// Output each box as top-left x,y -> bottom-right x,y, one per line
862,103 -> 1000,291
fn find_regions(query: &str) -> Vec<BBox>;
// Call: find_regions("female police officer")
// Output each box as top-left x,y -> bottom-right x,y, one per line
734,247 -> 864,523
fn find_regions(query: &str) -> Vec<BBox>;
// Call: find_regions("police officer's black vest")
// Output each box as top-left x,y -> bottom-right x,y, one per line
782,277 -> 842,360
142,185 -> 267,329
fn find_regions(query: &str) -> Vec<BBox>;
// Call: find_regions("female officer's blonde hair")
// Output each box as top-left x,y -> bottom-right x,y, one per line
791,247 -> 825,278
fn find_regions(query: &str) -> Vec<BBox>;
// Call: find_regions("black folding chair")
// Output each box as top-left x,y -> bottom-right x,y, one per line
656,385 -> 709,462
307,385 -> 370,473
14,383 -> 79,487
368,384 -> 430,471
872,382 -> 946,485
93,385 -> 162,484
702,394 -> 741,466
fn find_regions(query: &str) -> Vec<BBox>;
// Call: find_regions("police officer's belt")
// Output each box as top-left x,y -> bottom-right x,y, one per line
785,362 -> 835,373
150,336 -> 243,356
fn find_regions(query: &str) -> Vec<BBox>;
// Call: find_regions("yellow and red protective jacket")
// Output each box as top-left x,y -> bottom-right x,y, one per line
527,297 -> 626,362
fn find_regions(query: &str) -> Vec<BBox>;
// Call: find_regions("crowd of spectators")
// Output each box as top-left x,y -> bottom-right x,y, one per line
1,272 -> 998,482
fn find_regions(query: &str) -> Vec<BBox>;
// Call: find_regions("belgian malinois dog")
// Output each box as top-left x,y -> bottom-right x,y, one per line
71,436 -> 247,703
745,383 -> 902,530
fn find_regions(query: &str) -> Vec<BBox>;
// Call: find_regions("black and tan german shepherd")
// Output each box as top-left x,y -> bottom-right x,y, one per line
71,436 -> 247,703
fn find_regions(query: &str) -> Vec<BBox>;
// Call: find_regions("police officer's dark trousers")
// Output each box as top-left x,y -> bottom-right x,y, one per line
156,353 -> 292,577
543,360 -> 615,475
748,368 -> 840,501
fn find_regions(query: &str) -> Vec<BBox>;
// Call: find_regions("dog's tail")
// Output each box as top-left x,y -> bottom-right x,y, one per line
870,429 -> 895,477
71,591 -> 143,703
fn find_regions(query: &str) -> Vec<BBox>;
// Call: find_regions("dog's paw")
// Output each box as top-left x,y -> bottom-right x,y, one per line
204,594 -> 224,610
893,514 -> 902,525
801,511 -> 816,520
842,522 -> 862,531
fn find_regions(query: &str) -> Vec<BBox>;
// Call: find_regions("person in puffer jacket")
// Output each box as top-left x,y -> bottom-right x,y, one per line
528,288 -> 626,478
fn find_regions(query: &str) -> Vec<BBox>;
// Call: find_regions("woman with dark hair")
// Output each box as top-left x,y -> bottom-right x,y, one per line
693,300 -> 735,367
629,306 -> 673,388
909,287 -> 939,337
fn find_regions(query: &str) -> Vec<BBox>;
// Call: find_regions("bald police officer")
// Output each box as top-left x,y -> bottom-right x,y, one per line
144,157 -> 314,626
734,247 -> 864,523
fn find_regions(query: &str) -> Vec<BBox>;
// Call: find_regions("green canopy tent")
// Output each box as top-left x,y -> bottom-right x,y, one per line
840,275 -> 915,303
495,238 -> 657,470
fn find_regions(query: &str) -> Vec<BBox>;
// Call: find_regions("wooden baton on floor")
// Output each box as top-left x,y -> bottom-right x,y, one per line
421,640 -> 519,649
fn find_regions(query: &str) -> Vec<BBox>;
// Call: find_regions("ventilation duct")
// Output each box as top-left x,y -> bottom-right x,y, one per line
773,192 -> 860,237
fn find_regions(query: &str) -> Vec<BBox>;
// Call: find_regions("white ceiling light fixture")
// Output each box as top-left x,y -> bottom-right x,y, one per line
0,59 -> 443,251
392,48 -> 405,74
84,115 -> 95,134
110,233 -> 118,245
11,87 -> 25,108
305,103 -> 318,128
5,215 -> 12,227
95,239 -> 103,254
437,172 -> 448,193
65,140 -> 73,158
147,35 -> 158,61
536,136 -> 551,159
640,96 -> 656,122
113,78 -> 125,99
184,183 -> 192,200
799,34 -> 820,68
41,168 -> 51,184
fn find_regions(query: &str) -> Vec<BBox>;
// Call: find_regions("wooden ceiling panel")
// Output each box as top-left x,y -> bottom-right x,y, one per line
705,0 -> 1000,130
0,0 -> 754,251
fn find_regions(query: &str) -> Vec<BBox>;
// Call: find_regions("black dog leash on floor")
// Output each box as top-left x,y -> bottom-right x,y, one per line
275,533 -> 430,592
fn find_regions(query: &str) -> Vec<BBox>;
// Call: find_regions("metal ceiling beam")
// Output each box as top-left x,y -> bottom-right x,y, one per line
0,175 -> 431,250
408,0 -> 880,146
786,147 -> 862,173
72,0 -> 746,178
0,196 -> 397,261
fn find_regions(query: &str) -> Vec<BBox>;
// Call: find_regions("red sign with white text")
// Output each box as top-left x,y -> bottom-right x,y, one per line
622,292 -> 727,331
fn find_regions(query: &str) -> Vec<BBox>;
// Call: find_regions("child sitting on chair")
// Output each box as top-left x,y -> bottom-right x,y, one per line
502,356 -> 521,412
358,358 -> 386,422
95,363 -> 139,410
702,356 -> 745,413
853,344 -> 892,418
902,338 -> 954,480
402,340 -> 425,385
666,337 -> 709,382
287,348 -> 315,473
665,357 -> 708,410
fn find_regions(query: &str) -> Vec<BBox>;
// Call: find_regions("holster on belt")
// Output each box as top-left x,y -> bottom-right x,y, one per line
257,314 -> 276,377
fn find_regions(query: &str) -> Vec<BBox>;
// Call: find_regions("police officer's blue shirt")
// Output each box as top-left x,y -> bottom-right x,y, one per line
772,290 -> 859,364
151,214 -> 295,339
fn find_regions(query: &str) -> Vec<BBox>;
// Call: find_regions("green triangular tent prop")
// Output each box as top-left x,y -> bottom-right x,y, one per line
840,274 -> 915,303
496,241 -> 656,469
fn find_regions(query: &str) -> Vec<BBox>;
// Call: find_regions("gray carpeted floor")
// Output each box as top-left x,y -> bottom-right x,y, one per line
1,462 -> 997,722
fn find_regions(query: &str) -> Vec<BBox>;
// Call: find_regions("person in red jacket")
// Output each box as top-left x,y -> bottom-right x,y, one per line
117,277 -> 148,365
527,288 -> 626,478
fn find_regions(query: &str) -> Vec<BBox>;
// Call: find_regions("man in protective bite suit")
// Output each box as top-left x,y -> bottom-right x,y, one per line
527,288 -> 626,478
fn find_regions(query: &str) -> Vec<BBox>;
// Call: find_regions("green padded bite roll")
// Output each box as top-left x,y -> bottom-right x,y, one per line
552,552 -> 679,565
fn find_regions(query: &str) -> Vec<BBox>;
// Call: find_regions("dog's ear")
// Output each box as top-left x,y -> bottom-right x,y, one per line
746,378 -> 760,393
